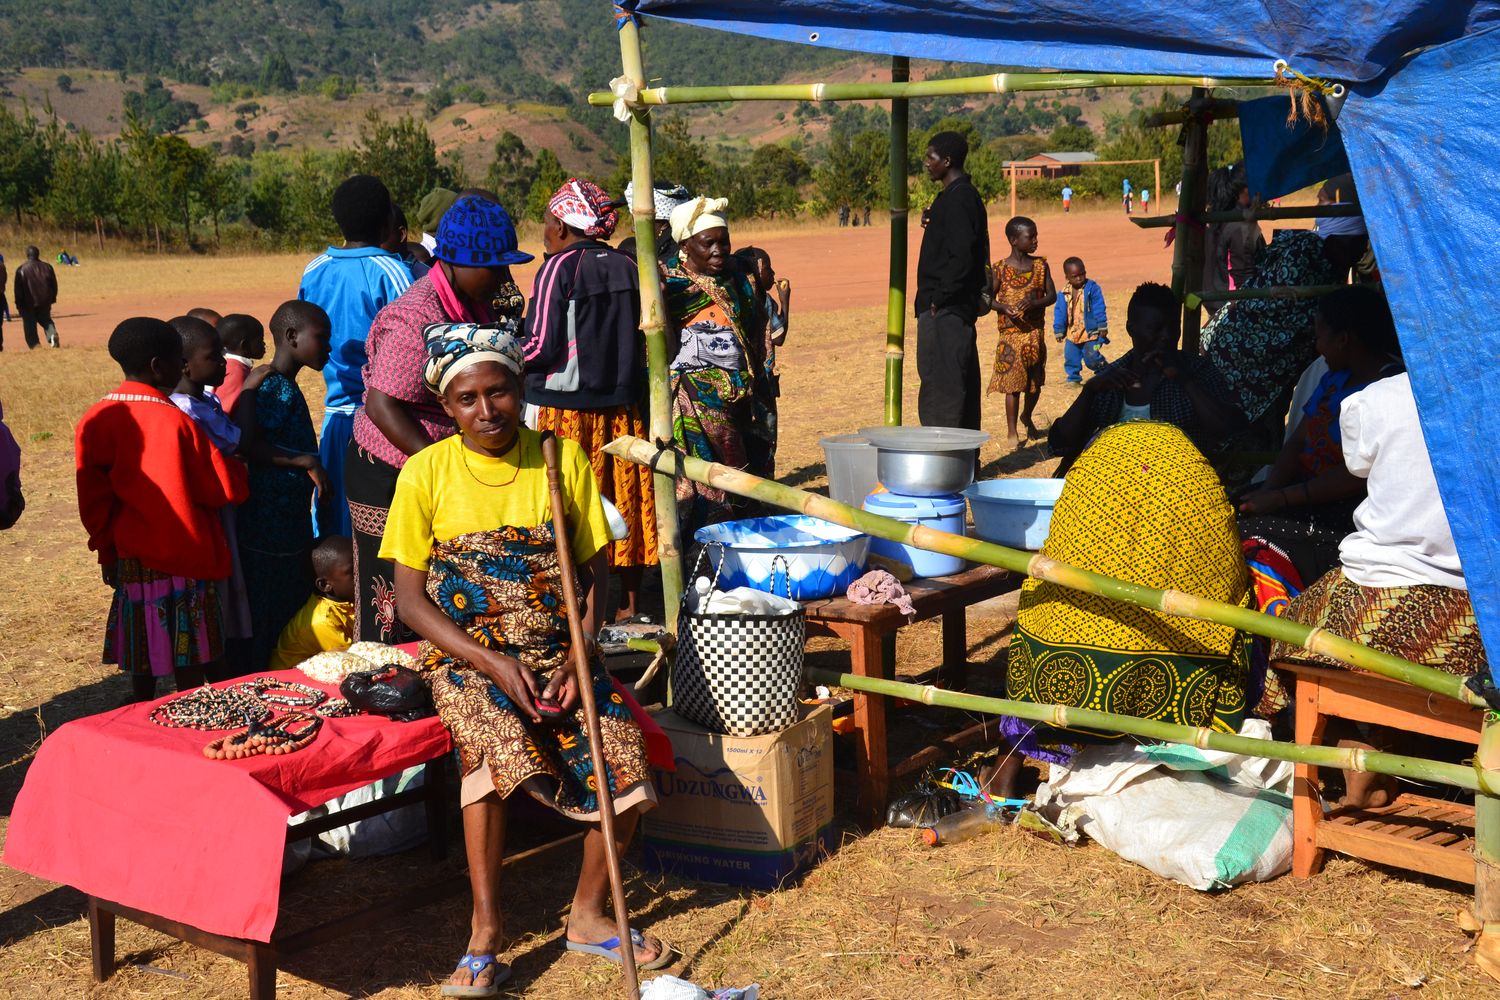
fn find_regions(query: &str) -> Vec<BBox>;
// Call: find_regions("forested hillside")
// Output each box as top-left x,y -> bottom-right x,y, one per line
0,0 -> 847,107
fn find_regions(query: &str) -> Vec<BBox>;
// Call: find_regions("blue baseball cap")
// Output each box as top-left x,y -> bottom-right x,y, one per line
433,195 -> 534,268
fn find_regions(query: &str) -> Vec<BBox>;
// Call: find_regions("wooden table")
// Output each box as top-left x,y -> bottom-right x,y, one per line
1283,660 -> 1484,884
88,755 -> 454,1000
802,563 -> 1021,827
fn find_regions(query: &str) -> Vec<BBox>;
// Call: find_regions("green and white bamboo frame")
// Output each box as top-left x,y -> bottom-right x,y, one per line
588,71 -> 1276,108
803,668 -> 1500,794
602,434 -> 1487,710
1132,203 -> 1363,229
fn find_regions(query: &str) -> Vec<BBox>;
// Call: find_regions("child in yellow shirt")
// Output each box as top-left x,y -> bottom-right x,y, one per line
269,535 -> 356,670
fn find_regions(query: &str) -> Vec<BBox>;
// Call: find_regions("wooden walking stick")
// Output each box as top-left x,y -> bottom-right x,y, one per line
540,431 -> 641,999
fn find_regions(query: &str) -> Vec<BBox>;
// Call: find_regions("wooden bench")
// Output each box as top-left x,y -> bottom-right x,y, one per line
1282,659 -> 1485,884
801,563 -> 1021,828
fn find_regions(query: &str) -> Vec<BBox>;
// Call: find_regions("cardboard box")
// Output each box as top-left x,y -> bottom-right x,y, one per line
643,705 -> 835,889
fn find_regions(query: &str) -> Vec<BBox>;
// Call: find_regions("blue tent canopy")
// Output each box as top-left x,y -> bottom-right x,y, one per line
629,1 -> 1500,681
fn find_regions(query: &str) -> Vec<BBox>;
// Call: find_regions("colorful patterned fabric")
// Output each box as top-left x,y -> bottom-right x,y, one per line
239,371 -> 317,669
1004,422 -> 1253,762
104,558 -> 223,676
988,256 -> 1049,395
1269,567 -> 1489,676
346,441 -> 413,645
1242,537 -> 1305,716
665,258 -> 774,534
1201,230 -> 1338,422
532,404 -> 659,570
418,521 -> 653,820
548,178 -> 620,239
421,321 -> 524,395
1297,368 -> 1371,478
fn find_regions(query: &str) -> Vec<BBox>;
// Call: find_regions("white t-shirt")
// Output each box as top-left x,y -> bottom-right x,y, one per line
1337,373 -> 1465,590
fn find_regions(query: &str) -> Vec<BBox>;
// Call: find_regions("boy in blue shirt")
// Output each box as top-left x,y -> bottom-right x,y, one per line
297,175 -> 416,537
1054,256 -> 1109,384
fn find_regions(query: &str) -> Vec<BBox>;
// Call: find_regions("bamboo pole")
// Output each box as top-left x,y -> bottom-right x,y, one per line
616,16 -> 685,633
1133,203 -> 1362,229
1475,718 -> 1500,963
804,667 -> 1498,794
588,73 -> 1273,109
601,435 -> 1488,709
541,433 -> 639,999
1153,158 -> 1161,209
1009,160 -> 1017,220
885,56 -> 909,427
1178,87 -> 1211,354
1186,284 -> 1346,309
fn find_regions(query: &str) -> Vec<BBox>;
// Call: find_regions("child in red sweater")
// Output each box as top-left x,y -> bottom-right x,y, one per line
76,318 -> 249,700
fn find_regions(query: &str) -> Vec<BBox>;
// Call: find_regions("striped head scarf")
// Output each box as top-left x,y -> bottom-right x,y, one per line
422,321 -> 525,396
547,178 -> 620,240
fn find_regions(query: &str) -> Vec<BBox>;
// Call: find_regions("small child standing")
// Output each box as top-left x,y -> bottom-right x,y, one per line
169,315 -> 255,674
1141,188 -> 1151,214
269,535 -> 356,669
216,313 -> 267,413
233,300 -> 333,671
1053,257 -> 1110,385
76,318 -> 248,700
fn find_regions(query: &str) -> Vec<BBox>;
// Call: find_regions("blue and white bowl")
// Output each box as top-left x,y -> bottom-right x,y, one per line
694,515 -> 871,601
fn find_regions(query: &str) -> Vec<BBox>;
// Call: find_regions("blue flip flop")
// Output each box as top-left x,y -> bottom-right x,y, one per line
440,953 -> 511,998
566,928 -> 675,971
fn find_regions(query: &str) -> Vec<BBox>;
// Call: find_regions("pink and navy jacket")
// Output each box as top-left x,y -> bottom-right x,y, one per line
521,239 -> 644,411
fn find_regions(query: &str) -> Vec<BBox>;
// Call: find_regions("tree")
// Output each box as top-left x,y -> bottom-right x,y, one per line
354,111 -> 448,213
42,130 -> 120,249
259,51 -> 295,93
524,149 -> 568,222
56,74 -> 74,94
1047,123 -> 1096,152
484,130 -> 532,211
0,104 -> 53,224
967,145 -> 1006,203
654,117 -> 711,193
197,157 -> 242,246
745,144 -> 811,218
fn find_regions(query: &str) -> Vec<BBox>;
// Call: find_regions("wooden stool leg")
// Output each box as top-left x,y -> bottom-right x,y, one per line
1292,673 -> 1329,878
850,627 -> 889,830
87,897 -> 115,982
246,942 -> 278,1000
940,609 -> 967,689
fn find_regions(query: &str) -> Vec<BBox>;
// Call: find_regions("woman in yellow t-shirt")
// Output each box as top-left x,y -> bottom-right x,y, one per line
380,323 -> 671,994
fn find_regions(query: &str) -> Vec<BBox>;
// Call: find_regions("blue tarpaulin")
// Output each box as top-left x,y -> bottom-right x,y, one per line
628,1 -> 1500,680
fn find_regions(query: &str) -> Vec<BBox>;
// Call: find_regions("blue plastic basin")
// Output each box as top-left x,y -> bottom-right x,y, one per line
963,479 -> 1065,550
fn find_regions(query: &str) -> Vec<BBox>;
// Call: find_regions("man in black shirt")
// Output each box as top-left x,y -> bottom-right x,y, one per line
914,131 -> 989,430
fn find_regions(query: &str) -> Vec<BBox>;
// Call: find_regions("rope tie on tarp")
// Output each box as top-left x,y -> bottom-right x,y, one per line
612,4 -> 640,30
1273,59 -> 1347,130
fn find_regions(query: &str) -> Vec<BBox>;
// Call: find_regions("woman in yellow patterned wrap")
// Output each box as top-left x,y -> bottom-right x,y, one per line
987,421 -> 1253,796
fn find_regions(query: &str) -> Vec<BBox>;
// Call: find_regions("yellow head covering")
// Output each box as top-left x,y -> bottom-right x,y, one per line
669,196 -> 729,243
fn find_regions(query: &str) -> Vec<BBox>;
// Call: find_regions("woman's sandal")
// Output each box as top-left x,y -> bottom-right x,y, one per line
566,928 -> 675,971
440,953 -> 512,998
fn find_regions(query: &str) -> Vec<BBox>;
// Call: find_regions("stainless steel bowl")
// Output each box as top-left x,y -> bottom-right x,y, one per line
858,426 -> 990,497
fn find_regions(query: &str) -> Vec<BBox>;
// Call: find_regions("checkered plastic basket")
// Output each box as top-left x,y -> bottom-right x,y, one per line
673,548 -> 806,737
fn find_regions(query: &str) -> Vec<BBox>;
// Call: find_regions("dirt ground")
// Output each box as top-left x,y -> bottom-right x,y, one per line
1,209 -> 1494,999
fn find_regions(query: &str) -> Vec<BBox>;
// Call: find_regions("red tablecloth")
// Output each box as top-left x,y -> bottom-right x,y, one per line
3,672 -> 451,941
5,665 -> 673,943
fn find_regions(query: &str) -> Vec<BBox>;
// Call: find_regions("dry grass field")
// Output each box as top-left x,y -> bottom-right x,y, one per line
0,212 -> 1493,998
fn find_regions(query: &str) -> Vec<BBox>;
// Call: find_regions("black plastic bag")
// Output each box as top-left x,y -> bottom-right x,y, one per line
340,666 -> 435,722
885,775 -> 964,828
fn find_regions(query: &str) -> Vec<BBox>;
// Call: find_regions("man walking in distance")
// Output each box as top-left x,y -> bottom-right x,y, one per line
915,131 -> 989,430
14,246 -> 59,349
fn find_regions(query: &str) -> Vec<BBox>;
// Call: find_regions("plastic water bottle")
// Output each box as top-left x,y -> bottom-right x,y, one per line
922,806 -> 1007,846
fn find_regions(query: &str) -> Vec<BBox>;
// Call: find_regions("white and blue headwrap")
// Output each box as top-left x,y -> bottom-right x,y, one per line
422,321 -> 525,395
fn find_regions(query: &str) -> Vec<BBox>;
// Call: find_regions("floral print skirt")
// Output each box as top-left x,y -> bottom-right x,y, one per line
418,521 -> 653,820
104,558 -> 223,676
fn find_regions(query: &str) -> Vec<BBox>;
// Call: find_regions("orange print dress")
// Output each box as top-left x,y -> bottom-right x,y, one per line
988,256 -> 1049,395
